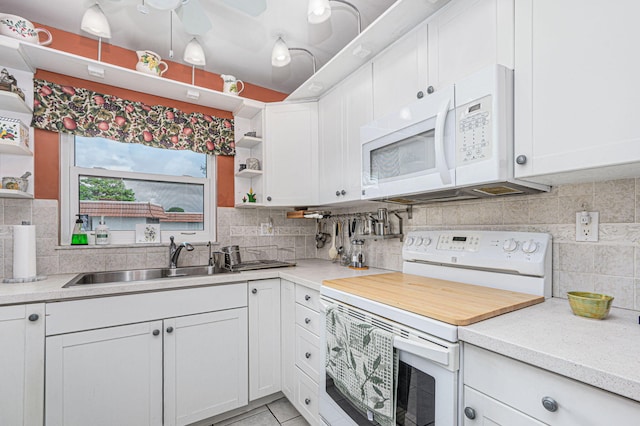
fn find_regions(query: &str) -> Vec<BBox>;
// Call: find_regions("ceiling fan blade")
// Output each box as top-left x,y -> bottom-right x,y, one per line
222,0 -> 266,16
176,0 -> 212,35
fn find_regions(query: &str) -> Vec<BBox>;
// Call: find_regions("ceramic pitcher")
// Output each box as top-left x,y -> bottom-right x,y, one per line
221,74 -> 244,95
136,50 -> 169,76
0,14 -> 52,46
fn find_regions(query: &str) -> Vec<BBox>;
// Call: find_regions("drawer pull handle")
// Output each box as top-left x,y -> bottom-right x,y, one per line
166,326 -> 174,333
305,352 -> 311,359
28,314 -> 39,322
305,317 -> 311,324
542,396 -> 558,412
464,407 -> 476,420
152,329 -> 160,336
305,295 -> 311,301
304,398 -> 311,405
252,288 -> 257,294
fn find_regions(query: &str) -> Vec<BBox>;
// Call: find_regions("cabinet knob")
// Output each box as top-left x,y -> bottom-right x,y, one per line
516,154 -> 527,165
152,329 -> 160,336
464,407 -> 476,420
305,295 -> 311,301
417,90 -> 424,99
28,314 -> 39,322
166,326 -> 174,333
305,352 -> 312,359
252,288 -> 258,294
541,396 -> 558,412
336,190 -> 341,196
305,317 -> 311,324
427,86 -> 435,94
304,398 -> 311,405
340,189 -> 346,196
267,196 -> 272,202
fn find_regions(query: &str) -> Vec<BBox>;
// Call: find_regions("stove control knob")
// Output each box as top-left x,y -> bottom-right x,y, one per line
502,238 -> 518,252
414,237 -> 423,246
522,239 -> 538,254
423,237 -> 432,246
406,237 -> 415,246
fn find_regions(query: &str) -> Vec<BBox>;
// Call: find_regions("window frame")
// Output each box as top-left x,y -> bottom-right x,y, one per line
60,133 -> 216,245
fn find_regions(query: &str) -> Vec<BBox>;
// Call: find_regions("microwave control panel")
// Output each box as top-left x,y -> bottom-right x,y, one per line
456,94 -> 492,165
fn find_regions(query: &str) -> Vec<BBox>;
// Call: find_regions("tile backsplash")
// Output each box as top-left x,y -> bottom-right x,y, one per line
2,178 -> 640,311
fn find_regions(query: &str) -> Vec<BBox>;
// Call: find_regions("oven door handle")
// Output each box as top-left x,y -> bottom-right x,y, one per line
393,335 -> 451,367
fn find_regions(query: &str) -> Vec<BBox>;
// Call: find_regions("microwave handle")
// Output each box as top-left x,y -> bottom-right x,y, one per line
434,99 -> 452,185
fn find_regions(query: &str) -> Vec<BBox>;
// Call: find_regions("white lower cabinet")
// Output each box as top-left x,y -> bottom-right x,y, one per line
281,279 -> 321,425
463,344 -> 640,425
248,278 -> 281,401
45,284 -> 249,426
0,303 -> 44,426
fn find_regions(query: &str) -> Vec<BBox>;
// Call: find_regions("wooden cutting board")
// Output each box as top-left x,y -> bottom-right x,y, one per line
323,272 -> 544,326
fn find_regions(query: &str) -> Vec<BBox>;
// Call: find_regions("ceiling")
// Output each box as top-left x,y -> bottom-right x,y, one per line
1,0 -> 397,94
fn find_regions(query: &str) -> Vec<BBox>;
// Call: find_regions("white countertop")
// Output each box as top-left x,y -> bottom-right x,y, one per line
459,298 -> 640,403
0,259 -> 387,306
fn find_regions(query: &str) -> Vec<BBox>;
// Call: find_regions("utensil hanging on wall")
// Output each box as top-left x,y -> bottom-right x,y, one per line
328,221 -> 338,260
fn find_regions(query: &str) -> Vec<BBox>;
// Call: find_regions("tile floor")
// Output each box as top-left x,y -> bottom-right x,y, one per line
213,398 -> 310,426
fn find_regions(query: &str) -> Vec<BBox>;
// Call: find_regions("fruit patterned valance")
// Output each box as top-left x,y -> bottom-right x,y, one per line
31,79 -> 235,156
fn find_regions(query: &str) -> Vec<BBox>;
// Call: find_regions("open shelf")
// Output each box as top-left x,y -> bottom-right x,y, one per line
235,169 -> 263,178
0,90 -> 32,114
0,142 -> 32,156
236,135 -> 262,149
0,36 -> 34,72
234,202 -> 265,208
0,188 -> 33,199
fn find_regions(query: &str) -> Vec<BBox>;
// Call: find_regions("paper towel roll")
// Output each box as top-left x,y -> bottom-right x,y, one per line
13,224 -> 36,279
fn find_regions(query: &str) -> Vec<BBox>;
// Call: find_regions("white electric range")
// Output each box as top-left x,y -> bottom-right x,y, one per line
319,230 -> 552,426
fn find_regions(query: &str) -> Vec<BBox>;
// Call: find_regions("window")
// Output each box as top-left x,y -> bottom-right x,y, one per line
61,134 -> 216,245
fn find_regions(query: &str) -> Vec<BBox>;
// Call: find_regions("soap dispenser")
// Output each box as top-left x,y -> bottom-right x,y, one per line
95,216 -> 110,245
71,214 -> 88,245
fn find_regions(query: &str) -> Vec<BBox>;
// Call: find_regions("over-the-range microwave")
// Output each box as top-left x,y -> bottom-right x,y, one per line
361,65 -> 549,204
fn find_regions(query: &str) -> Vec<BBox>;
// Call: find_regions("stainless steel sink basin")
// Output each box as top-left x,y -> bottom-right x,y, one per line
63,265 -> 234,288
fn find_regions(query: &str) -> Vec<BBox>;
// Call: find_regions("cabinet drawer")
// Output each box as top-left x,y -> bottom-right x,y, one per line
295,285 -> 319,312
295,303 -> 320,336
295,367 -> 319,426
46,283 -> 248,335
295,325 -> 320,383
464,344 -> 640,425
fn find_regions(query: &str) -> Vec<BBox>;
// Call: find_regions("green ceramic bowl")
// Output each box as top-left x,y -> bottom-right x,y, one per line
567,291 -> 614,320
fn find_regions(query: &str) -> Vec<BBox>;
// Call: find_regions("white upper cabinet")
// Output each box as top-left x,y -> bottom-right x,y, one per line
514,0 -> 640,184
372,22 -> 429,120
264,102 -> 318,207
318,65 -> 373,204
428,0 -> 514,90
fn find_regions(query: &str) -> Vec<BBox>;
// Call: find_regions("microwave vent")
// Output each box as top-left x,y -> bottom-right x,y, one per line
472,186 -> 524,196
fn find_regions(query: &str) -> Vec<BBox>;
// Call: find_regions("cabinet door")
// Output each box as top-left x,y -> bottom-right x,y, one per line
514,0 -> 640,181
464,386 -> 545,425
372,22 -> 428,120
264,102 -> 318,206
248,279 -> 281,400
428,0 -> 514,90
0,303 -> 44,426
164,308 -> 248,426
318,86 -> 345,205
342,65 -> 373,201
46,321 -> 163,426
280,279 -> 296,401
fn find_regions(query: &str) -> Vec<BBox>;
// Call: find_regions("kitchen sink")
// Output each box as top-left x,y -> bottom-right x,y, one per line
63,265 -> 234,288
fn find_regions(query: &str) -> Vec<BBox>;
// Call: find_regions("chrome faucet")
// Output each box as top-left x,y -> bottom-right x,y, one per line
169,236 -> 194,269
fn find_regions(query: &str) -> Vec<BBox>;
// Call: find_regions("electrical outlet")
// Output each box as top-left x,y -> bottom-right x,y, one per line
576,211 -> 599,242
259,222 -> 274,236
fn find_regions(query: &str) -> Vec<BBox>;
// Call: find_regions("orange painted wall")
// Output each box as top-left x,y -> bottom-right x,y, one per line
31,22 -> 287,206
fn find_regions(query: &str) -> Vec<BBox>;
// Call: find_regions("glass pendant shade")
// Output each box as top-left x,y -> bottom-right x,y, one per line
271,37 -> 291,67
81,4 -> 112,38
183,38 -> 206,66
308,0 -> 331,24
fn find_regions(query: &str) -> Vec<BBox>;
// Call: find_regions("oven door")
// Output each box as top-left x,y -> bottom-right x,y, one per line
361,86 -> 456,200
319,300 -> 459,426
